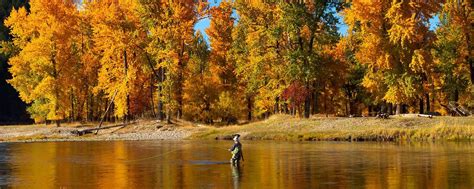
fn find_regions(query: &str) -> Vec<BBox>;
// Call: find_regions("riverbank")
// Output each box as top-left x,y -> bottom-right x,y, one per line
190,114 -> 474,141
1,114 -> 473,142
0,119 -> 197,143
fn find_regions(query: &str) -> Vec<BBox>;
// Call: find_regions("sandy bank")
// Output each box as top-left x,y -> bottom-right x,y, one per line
0,119 -> 197,143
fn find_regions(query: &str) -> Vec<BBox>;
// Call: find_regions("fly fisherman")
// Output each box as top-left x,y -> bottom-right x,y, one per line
229,134 -> 243,165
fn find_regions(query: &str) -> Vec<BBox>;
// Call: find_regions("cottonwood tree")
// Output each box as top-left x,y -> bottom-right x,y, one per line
141,0 -> 208,123
344,0 -> 442,114
86,0 -> 149,121
6,0 -> 80,126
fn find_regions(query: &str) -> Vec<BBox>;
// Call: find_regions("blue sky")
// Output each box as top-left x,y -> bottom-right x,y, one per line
194,0 -> 224,43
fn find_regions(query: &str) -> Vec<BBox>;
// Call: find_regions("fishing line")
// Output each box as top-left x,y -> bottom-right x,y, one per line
120,148 -> 182,164
213,146 -> 230,151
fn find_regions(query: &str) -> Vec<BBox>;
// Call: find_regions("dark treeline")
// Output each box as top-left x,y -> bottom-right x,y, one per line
0,0 -> 32,125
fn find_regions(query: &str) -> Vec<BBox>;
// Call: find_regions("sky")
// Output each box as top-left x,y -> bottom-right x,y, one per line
194,0 -> 224,43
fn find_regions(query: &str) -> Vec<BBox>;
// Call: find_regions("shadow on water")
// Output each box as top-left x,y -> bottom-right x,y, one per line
0,141 -> 473,188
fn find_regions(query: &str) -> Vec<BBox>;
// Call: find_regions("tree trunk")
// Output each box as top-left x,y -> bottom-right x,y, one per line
274,96 -> 279,114
304,97 -> 310,118
51,50 -> 60,127
425,93 -> 430,113
304,84 -> 310,118
176,41 -> 186,120
247,95 -> 252,121
453,89 -> 459,102
381,101 -> 387,114
157,67 -> 165,121
177,65 -> 183,120
70,88 -> 74,122
368,105 -> 372,116
346,93 -> 350,116
470,58 -> 474,83
419,97 -> 424,114
396,104 -> 401,115
90,94 -> 94,121
166,63 -> 172,124
150,73 -> 156,118
123,49 -> 130,123
464,25 -> 473,83
324,94 -> 328,117
283,102 -> 289,114
86,90 -> 89,122
388,103 -> 393,115
312,91 -> 318,114
167,79 -> 172,124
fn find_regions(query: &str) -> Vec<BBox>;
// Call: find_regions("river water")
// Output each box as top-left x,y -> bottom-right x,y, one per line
0,141 -> 473,188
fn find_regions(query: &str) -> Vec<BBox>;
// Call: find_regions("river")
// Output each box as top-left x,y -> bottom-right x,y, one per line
0,141 -> 473,188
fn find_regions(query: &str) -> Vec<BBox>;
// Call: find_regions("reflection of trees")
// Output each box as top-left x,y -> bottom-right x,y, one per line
10,143 -> 57,188
4,141 -> 474,188
0,145 -> 13,186
233,142 -> 474,188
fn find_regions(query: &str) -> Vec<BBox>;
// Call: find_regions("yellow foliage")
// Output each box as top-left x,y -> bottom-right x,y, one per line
87,0 -> 146,118
345,0 -> 441,105
5,0 -> 80,122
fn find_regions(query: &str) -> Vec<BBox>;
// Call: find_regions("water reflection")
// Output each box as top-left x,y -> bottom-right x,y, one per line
231,164 -> 241,189
0,141 -> 472,188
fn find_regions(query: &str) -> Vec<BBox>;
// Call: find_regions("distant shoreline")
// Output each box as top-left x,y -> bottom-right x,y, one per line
1,114 -> 473,143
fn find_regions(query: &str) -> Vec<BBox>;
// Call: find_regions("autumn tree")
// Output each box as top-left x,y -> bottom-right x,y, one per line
343,0 -> 442,114
441,0 -> 473,84
206,1 -> 243,122
433,0 -> 473,109
74,9 -> 102,122
278,1 -> 342,117
232,1 -> 286,119
141,0 -> 208,123
86,0 -> 149,121
5,0 -> 80,126
182,32 -> 217,123
331,36 -> 368,116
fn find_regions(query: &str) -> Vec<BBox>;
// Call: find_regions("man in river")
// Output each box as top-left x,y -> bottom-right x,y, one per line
229,134 -> 243,165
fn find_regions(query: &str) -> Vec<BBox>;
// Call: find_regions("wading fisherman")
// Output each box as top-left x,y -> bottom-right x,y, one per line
229,134 -> 243,165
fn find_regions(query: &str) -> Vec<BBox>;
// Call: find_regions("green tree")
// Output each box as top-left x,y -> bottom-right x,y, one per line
278,1 -> 342,117
433,13 -> 471,108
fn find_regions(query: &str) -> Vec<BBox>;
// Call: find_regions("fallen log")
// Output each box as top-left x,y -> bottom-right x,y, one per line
70,123 -> 126,136
417,114 -> 434,118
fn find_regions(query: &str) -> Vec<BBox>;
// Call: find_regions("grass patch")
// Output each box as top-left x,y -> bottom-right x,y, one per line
189,114 -> 474,142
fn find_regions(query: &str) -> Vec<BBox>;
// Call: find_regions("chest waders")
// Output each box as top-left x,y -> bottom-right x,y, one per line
231,146 -> 241,165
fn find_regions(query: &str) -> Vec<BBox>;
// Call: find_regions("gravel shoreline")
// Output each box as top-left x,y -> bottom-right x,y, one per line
0,120 -> 196,143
